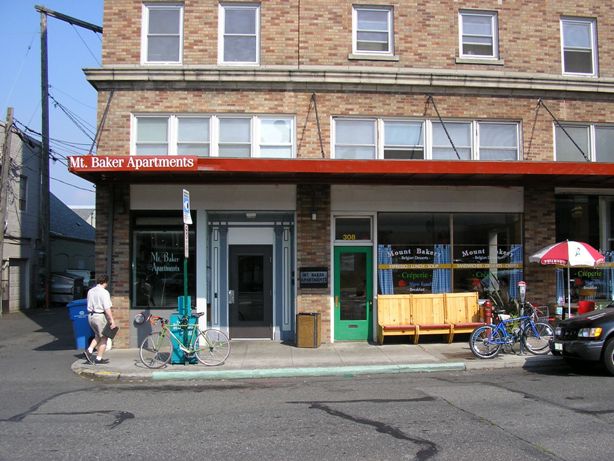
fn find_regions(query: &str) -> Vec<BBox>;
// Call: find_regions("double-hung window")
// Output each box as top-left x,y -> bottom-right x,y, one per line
142,3 -> 183,64
459,10 -> 498,59
561,17 -> 597,76
259,118 -> 293,158
478,123 -> 519,161
353,6 -> 393,55
432,122 -> 472,160
218,117 -> 252,157
383,121 -> 424,159
177,117 -> 210,156
135,117 -> 169,155
19,175 -> 27,211
555,124 -> 614,162
334,119 -> 377,159
219,3 -> 260,65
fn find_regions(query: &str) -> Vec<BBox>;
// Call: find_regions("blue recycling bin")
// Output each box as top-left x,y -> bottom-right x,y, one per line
67,299 -> 93,350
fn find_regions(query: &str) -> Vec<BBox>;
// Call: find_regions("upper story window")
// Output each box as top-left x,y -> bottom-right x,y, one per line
459,10 -> 498,59
133,114 -> 294,158
561,17 -> 597,76
141,3 -> 183,64
219,3 -> 260,65
352,6 -> 393,55
333,118 -> 519,161
19,175 -> 27,211
555,124 -> 614,162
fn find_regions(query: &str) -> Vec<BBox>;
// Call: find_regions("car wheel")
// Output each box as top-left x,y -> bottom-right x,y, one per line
603,338 -> 614,376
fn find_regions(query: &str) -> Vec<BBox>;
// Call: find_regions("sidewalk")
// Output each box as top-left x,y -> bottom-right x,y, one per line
71,340 -> 563,382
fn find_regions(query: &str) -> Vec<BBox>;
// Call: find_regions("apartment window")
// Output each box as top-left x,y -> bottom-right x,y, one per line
177,117 -> 210,156
19,176 -> 27,211
135,117 -> 169,155
142,3 -> 183,64
218,117 -> 251,157
383,121 -> 424,159
334,119 -> 376,159
353,6 -> 393,54
478,123 -> 519,160
555,124 -> 614,162
432,122 -> 472,160
134,115 -> 294,158
459,11 -> 498,59
595,127 -> 614,162
259,118 -> 293,158
561,17 -> 597,76
219,3 -> 260,64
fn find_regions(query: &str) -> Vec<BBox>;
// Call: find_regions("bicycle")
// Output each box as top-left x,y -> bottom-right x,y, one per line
469,303 -> 554,359
138,312 -> 231,368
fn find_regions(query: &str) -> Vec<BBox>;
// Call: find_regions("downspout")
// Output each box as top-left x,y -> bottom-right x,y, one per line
106,183 -> 114,288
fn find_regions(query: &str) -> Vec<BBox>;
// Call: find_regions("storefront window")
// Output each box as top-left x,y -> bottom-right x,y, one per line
132,216 -> 196,309
377,213 -> 522,299
556,195 -> 612,302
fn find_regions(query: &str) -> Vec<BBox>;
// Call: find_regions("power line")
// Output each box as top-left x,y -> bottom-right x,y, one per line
50,175 -> 95,193
71,24 -> 101,66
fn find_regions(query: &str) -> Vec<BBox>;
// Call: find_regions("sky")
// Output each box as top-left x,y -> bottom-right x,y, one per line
1,0 -> 103,207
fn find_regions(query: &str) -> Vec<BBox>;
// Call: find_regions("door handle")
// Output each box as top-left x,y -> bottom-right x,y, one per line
228,290 -> 235,304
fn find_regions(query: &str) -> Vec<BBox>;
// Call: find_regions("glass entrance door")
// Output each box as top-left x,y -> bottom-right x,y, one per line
229,245 -> 273,338
334,246 -> 373,341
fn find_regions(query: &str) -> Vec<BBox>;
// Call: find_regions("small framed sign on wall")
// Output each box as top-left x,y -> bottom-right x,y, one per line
299,267 -> 328,288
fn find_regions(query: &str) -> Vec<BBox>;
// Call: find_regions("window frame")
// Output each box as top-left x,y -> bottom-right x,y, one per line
132,114 -> 295,158
458,10 -> 499,60
476,122 -> 520,161
218,3 -> 261,66
560,17 -> 598,77
381,119 -> 425,160
18,175 -> 27,212
553,122 -> 614,163
332,118 -> 378,160
352,5 -> 394,56
141,2 -> 184,65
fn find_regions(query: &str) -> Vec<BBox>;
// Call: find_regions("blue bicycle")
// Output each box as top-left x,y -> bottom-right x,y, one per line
469,303 -> 554,359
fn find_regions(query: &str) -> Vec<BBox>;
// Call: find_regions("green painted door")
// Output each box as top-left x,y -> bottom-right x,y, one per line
334,246 -> 373,341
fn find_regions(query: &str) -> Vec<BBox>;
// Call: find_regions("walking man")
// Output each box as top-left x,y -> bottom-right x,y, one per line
84,274 -> 116,364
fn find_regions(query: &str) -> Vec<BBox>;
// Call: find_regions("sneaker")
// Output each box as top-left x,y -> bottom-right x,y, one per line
95,358 -> 109,365
83,350 -> 93,364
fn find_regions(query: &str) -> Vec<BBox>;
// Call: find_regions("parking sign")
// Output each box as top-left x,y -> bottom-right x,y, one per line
182,189 -> 192,225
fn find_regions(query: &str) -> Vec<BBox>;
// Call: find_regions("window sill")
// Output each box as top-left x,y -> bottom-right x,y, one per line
348,53 -> 400,62
455,57 -> 504,66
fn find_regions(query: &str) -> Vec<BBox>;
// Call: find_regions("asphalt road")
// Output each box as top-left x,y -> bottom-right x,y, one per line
1,310 -> 613,460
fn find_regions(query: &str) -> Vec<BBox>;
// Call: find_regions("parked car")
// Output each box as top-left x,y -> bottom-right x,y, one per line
551,303 -> 614,375
50,272 -> 85,305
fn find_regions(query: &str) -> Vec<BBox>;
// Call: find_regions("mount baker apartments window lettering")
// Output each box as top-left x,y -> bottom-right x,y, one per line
133,115 -> 294,158
219,3 -> 260,65
333,118 -> 519,161
459,10 -> 498,59
353,6 -> 393,55
561,17 -> 597,76
142,3 -> 183,64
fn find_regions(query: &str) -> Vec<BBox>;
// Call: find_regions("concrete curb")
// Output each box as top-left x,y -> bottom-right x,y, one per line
151,362 -> 467,381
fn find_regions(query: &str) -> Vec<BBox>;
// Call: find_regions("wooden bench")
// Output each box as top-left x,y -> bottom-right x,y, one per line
377,292 -> 484,344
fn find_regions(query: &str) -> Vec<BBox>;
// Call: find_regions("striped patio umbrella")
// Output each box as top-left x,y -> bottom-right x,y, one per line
529,240 -> 605,317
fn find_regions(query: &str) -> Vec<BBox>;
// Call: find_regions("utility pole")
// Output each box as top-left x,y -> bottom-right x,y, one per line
35,5 -> 103,309
0,107 -> 14,316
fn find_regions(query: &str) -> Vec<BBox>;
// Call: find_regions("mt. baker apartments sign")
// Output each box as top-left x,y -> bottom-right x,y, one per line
68,155 -> 198,172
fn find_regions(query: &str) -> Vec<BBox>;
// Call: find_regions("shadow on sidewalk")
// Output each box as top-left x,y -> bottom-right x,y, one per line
22,307 -> 76,351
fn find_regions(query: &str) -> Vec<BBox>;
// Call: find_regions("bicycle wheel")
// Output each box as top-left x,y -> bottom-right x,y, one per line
469,325 -> 502,359
139,332 -> 173,368
522,321 -> 553,355
194,329 -> 231,366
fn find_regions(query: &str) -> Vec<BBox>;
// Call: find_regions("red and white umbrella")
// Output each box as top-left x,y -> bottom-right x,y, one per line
529,240 -> 605,317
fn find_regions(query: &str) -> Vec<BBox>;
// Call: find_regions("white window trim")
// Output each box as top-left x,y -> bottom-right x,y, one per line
352,5 -> 394,56
458,10 -> 499,60
132,114 -> 295,158
141,3 -> 184,65
333,117 -> 521,161
430,120 -> 473,160
560,17 -> 598,77
553,122 -> 600,162
218,3 -> 261,66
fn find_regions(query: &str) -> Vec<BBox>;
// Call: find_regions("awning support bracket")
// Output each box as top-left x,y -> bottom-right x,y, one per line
426,95 -> 461,160
538,98 -> 590,162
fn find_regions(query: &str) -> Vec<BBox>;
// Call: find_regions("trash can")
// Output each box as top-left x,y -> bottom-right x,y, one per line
296,312 -> 321,348
67,299 -> 93,350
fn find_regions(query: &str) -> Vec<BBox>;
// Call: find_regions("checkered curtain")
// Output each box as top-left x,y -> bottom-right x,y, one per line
432,244 -> 451,293
604,253 -> 614,301
377,244 -> 394,294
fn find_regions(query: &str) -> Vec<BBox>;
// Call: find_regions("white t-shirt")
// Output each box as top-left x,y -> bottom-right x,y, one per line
87,284 -> 112,314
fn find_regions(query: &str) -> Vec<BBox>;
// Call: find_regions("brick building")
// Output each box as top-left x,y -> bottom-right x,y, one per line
70,1 -> 614,348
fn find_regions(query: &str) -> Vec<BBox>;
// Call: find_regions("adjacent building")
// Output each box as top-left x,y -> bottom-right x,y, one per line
70,1 -> 614,348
